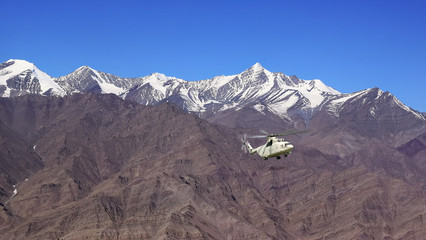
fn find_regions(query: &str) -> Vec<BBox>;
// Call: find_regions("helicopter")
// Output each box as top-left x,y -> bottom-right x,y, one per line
241,130 -> 307,160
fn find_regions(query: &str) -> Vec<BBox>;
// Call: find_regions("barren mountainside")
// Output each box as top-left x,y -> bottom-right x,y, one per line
1,59 -> 426,239
0,94 -> 425,239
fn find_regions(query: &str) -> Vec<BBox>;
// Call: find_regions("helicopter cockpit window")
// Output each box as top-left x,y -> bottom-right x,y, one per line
266,140 -> 273,147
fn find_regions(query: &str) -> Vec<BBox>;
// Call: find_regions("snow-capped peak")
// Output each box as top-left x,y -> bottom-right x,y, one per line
76,65 -> 94,72
305,79 -> 341,95
147,72 -> 169,82
2,59 -> 37,76
0,59 -> 65,97
251,62 -> 264,70
244,62 -> 268,75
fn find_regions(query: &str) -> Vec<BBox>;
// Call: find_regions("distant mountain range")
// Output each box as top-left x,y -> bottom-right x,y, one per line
2,59 -> 424,123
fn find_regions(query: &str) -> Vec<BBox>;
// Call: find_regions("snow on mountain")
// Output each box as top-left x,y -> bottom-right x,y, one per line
325,88 -> 425,121
1,59 -> 422,126
322,88 -> 426,127
0,60 -> 65,97
55,66 -> 139,95
121,62 -> 341,117
119,62 -> 426,129
120,73 -> 185,105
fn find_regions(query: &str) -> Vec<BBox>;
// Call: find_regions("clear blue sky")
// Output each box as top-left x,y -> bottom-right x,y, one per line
2,0 -> 426,111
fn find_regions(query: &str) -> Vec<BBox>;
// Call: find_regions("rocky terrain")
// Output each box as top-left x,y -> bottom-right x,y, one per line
0,94 -> 425,239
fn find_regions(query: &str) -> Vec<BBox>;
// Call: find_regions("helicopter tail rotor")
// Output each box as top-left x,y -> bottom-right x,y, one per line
240,134 -> 256,154
241,143 -> 248,153
240,134 -> 248,153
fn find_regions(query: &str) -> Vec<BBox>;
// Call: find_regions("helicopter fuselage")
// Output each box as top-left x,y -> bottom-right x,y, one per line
246,136 -> 294,160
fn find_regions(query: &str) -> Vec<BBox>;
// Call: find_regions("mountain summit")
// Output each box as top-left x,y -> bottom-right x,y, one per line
0,60 -> 64,97
247,62 -> 265,73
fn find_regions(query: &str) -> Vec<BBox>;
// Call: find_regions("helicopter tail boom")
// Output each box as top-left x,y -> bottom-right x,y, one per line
244,141 -> 257,154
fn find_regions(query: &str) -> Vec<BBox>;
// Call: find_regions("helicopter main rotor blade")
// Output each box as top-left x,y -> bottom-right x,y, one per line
260,129 -> 269,135
272,129 -> 310,137
247,135 -> 267,139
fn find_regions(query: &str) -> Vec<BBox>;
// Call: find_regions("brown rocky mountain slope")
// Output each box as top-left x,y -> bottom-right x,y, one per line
0,121 -> 43,204
0,94 -> 425,239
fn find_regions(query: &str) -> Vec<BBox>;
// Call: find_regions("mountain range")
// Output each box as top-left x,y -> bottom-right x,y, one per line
1,59 -> 426,239
2,59 -> 423,123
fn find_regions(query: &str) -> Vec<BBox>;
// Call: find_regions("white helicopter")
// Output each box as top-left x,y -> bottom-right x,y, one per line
241,130 -> 307,160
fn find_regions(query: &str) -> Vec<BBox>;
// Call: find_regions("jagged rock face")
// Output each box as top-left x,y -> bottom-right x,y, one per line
0,94 -> 425,239
55,67 -> 141,95
6,70 -> 42,96
57,66 -> 104,93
